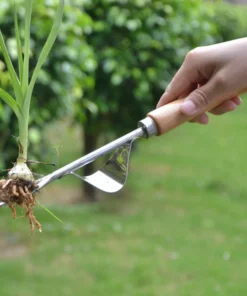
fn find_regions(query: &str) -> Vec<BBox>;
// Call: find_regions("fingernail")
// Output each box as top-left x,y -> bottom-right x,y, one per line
156,101 -> 162,108
156,92 -> 169,108
200,114 -> 209,125
181,100 -> 196,115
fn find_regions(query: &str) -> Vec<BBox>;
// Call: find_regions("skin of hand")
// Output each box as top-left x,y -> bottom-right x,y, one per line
157,38 -> 247,124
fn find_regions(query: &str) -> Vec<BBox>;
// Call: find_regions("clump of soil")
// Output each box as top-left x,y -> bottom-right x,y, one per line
0,178 -> 41,233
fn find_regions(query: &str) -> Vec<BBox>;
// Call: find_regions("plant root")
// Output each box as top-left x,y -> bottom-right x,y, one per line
0,178 -> 41,233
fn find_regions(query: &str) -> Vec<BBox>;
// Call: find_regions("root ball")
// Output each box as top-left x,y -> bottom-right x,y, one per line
0,178 -> 41,232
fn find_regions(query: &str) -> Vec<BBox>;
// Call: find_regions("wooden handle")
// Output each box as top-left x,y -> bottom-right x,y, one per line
147,99 -> 195,135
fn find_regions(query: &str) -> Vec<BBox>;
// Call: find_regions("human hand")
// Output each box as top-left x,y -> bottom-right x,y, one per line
157,38 -> 247,124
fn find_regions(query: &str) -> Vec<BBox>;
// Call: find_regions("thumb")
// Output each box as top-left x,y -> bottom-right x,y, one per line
180,78 -> 223,116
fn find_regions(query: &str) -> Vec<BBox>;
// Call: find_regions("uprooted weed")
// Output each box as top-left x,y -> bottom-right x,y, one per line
0,179 -> 41,232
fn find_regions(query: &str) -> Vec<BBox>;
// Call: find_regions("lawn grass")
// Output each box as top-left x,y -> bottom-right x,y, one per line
1,96 -> 247,295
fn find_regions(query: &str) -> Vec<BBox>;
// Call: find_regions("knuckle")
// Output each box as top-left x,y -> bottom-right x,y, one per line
185,47 -> 203,63
192,88 -> 210,107
214,73 -> 226,88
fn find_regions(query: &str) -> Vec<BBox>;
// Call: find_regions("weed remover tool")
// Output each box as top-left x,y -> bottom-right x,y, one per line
0,99 -> 197,207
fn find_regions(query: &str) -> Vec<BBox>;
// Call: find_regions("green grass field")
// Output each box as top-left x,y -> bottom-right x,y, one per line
1,97 -> 247,296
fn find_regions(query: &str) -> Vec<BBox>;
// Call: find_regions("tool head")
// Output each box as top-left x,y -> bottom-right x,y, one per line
71,141 -> 133,193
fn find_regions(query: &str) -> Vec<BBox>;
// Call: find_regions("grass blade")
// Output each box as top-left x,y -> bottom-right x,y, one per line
0,31 -> 23,103
24,0 -> 64,112
14,4 -> 24,88
37,201 -> 64,224
0,88 -> 22,118
22,0 -> 33,96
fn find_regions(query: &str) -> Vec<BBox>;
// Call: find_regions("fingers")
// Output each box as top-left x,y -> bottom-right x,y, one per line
156,39 -> 247,126
209,99 -> 236,115
190,113 -> 209,125
190,97 -> 242,124
157,81 -> 197,108
231,96 -> 242,106
157,50 -> 209,108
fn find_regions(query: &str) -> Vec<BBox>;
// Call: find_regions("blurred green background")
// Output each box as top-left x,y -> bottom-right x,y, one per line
1,0 -> 247,295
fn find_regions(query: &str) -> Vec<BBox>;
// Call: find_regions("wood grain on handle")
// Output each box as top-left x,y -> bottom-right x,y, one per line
147,99 -> 193,135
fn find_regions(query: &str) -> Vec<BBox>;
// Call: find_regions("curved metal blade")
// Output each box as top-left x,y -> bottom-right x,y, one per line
71,140 -> 133,193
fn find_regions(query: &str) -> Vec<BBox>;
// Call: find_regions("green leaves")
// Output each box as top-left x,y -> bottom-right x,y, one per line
37,201 -> 64,224
14,5 -> 23,87
22,0 -> 33,97
24,0 -> 64,113
0,88 -> 22,118
78,0 -> 221,138
0,31 -> 23,103
0,0 -> 64,161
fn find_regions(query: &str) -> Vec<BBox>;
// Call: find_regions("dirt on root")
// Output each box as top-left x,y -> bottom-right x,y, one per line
0,178 -> 41,233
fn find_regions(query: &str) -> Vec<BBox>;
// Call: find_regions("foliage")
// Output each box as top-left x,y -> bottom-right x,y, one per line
77,0 -> 218,137
75,0 -> 247,138
206,1 -> 247,42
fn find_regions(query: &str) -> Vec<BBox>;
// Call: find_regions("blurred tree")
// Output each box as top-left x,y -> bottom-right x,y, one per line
206,1 -> 247,41
73,0 -> 218,201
